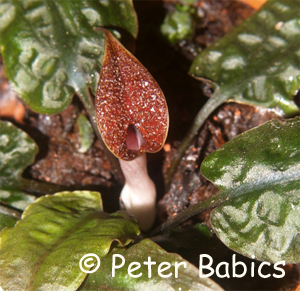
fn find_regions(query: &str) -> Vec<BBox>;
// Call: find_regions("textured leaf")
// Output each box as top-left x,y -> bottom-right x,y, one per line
79,238 -> 223,291
201,118 -> 300,263
0,0 -> 137,114
95,29 -> 169,161
0,120 -> 37,209
0,213 -> 18,232
77,113 -> 94,153
166,0 -> 300,187
0,191 -> 140,291
0,121 -> 37,181
190,0 -> 300,115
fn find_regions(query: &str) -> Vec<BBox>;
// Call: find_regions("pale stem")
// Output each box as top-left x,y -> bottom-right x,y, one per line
119,154 -> 156,231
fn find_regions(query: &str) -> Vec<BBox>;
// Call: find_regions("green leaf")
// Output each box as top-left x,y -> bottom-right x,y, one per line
79,238 -> 223,291
0,0 -> 138,114
161,5 -> 196,44
0,120 -> 37,209
0,191 -> 140,291
77,113 -> 94,153
0,121 -> 37,181
0,120 -> 65,209
166,0 -> 300,187
0,189 -> 36,211
190,0 -> 300,115
201,118 -> 300,263
0,213 -> 18,232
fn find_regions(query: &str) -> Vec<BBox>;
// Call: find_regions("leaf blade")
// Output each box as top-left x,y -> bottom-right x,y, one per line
201,118 -> 300,263
0,213 -> 18,232
0,191 -> 140,291
189,0 -> 300,115
0,0 -> 138,114
210,181 -> 300,263
0,120 -> 38,209
166,0 -> 300,187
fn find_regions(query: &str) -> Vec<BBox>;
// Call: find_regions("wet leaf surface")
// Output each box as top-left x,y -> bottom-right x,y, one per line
165,0 -> 300,187
0,1 -> 299,290
190,0 -> 300,116
0,0 -> 137,114
0,120 -> 37,209
0,191 -> 140,291
201,118 -> 300,263
151,225 -> 300,291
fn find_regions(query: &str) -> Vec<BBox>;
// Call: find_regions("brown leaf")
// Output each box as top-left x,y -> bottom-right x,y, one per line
95,29 -> 169,161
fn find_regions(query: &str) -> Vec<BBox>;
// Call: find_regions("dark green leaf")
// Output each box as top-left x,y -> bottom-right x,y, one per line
0,191 -> 140,290
0,0 -> 137,114
201,118 -> 300,263
0,120 -> 37,209
166,0 -> 300,187
0,120 -> 65,209
79,238 -> 223,291
190,0 -> 300,115
0,121 -> 37,180
0,213 -> 18,232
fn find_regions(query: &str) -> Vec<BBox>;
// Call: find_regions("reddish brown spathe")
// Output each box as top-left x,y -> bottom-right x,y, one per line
96,29 -> 169,161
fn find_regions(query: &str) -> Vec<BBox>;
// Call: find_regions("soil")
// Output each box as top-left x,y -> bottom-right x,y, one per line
159,103 -> 283,225
0,0 -> 299,290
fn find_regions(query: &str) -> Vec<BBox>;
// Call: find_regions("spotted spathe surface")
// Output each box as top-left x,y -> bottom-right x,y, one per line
96,30 -> 169,160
